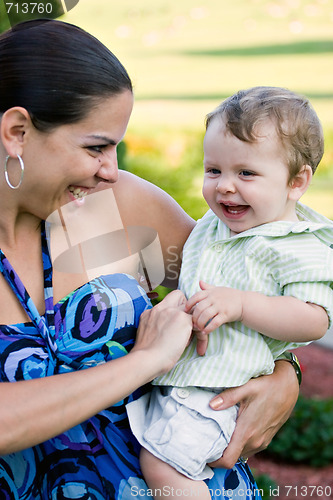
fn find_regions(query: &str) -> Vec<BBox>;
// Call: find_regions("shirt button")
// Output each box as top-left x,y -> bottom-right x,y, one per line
215,244 -> 223,252
177,388 -> 190,399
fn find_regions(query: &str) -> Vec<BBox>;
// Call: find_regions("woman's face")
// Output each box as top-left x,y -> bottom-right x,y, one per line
22,90 -> 133,217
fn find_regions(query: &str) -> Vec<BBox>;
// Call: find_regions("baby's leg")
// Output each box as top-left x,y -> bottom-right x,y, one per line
140,447 -> 211,499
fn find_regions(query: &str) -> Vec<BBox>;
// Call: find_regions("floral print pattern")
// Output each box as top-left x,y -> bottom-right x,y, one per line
0,224 -> 261,499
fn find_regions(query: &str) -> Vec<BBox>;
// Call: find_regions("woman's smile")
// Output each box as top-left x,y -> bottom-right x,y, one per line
68,185 -> 90,201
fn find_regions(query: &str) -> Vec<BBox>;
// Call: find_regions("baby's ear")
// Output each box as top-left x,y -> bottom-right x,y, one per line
288,165 -> 312,201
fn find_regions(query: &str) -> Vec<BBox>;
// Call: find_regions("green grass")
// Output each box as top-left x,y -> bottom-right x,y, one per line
65,0 -> 333,128
4,0 -> 331,218
5,0 -> 333,132
65,1 -> 333,184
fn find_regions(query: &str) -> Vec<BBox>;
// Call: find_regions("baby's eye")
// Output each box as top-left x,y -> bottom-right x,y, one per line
240,170 -> 255,177
206,168 -> 221,175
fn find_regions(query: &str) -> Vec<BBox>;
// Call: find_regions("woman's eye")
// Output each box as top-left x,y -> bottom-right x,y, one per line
87,145 -> 106,153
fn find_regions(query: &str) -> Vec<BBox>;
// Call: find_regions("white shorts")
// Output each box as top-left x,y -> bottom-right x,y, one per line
126,386 -> 238,480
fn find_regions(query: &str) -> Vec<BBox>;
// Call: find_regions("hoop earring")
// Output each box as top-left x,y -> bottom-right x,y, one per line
4,154 -> 25,190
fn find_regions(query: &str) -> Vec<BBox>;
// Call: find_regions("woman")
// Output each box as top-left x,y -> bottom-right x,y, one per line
0,19 -> 299,499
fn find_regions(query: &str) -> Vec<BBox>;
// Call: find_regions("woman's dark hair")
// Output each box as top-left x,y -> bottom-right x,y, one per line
0,19 -> 133,131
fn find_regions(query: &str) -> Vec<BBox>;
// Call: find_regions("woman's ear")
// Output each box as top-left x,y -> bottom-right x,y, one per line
0,107 -> 32,157
288,165 -> 313,201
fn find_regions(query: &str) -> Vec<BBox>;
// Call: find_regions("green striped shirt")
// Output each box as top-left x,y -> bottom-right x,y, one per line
154,203 -> 333,388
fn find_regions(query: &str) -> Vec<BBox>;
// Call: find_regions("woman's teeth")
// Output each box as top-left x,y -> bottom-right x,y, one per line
69,187 -> 88,200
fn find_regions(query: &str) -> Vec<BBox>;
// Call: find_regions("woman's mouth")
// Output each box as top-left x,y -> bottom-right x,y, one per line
68,186 -> 89,201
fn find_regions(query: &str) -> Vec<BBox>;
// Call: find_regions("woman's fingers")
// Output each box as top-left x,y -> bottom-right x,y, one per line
156,289 -> 187,309
133,291 -> 193,376
208,363 -> 299,469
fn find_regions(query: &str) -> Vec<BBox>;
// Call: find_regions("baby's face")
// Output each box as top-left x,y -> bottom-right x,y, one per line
202,117 -> 298,234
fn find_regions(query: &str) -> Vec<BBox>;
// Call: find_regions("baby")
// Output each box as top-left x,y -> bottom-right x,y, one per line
127,86 -> 333,499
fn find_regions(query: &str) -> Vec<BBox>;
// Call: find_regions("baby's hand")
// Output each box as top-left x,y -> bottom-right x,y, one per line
186,281 -> 244,336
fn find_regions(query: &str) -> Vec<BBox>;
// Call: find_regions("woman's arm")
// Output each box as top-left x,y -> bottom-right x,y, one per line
112,171 -> 195,289
208,359 -> 299,469
0,291 -> 192,455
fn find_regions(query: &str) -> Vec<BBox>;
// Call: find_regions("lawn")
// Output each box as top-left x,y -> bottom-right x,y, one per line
65,0 -> 333,127
3,0 -> 330,218
64,0 -> 333,218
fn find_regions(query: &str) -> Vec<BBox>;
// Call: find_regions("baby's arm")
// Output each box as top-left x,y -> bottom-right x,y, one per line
186,281 -> 329,343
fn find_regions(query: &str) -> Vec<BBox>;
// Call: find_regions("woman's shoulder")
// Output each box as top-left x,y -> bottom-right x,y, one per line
111,171 -> 195,289
112,170 -> 183,214
112,170 -> 195,242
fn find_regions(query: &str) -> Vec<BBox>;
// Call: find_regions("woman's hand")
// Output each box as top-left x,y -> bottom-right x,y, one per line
0,290 -> 192,455
132,290 -> 193,377
208,359 -> 299,469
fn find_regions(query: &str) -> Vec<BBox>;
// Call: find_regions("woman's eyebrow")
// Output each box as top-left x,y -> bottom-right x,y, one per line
87,134 -> 117,145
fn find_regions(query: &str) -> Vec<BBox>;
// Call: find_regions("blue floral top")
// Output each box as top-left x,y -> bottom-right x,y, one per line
0,224 -> 260,499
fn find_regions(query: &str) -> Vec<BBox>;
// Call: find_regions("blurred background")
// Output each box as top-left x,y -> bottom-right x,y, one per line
54,4 -> 333,493
1,0 -> 332,221
64,0 -> 333,222
0,2 -> 332,496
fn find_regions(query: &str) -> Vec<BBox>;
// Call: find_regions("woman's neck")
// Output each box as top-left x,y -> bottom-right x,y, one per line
0,211 -> 42,252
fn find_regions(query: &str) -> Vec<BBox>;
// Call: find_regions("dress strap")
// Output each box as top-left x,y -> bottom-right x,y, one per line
0,223 -> 57,373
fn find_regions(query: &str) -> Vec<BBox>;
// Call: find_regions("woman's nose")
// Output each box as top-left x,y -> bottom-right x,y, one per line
97,149 -> 119,183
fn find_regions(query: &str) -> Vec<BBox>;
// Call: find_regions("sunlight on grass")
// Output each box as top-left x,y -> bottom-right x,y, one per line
66,1 -> 333,128
65,0 -> 332,218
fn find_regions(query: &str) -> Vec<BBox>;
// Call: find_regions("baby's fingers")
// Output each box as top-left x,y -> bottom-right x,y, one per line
192,305 -> 218,332
185,291 -> 208,312
201,314 -> 225,334
195,331 -> 209,356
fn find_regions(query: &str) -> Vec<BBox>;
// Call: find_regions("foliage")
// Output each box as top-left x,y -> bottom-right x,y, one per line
117,141 -> 128,170
0,1 -> 10,32
266,394 -> 333,467
0,0 -> 64,32
125,128 -> 208,221
150,285 -> 172,305
254,473 -> 279,499
124,125 -> 333,221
